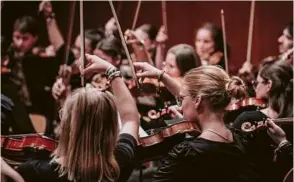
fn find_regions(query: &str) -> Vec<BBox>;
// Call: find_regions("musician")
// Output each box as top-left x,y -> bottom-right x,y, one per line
278,21 -> 293,55
40,1 -> 104,78
1,35 -> 35,135
135,24 -> 158,59
15,54 -> 139,182
133,62 -> 256,181
138,44 -> 200,130
162,44 -> 201,79
234,60 -> 293,182
124,24 -> 158,65
240,21 -> 293,77
8,16 -> 39,107
194,22 -> 230,70
51,35 -> 123,102
94,35 -> 122,67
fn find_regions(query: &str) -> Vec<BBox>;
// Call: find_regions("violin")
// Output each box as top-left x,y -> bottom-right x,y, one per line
128,78 -> 163,96
1,134 -> 57,166
224,97 -> 266,124
137,120 -> 200,162
226,97 -> 266,111
240,117 -> 293,133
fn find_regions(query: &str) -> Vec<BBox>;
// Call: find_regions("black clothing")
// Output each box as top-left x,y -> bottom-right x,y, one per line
55,44 -> 75,66
5,51 -> 61,121
234,111 -> 293,182
1,86 -> 35,135
17,134 -> 137,182
152,130 -> 255,182
275,142 -> 293,180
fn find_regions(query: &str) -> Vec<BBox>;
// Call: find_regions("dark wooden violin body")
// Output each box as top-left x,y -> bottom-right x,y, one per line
137,120 -> 201,162
226,97 -> 266,111
1,134 -> 57,166
224,97 -> 266,123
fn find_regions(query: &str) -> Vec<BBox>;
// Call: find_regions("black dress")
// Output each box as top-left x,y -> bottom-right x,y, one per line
16,134 -> 137,182
152,130 -> 258,182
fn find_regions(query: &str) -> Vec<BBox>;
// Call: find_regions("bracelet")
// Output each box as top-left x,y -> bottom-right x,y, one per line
278,140 -> 290,148
108,71 -> 121,83
274,140 -> 291,155
106,66 -> 118,78
157,70 -> 165,82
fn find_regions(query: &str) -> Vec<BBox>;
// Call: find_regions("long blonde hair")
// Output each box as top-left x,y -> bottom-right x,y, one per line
53,87 -> 120,182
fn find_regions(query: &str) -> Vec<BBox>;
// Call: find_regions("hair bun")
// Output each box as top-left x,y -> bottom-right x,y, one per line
226,76 -> 247,100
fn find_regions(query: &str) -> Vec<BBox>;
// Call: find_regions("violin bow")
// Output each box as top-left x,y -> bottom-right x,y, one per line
161,0 -> 168,35
131,0 -> 142,30
109,0 -> 141,89
60,1 -> 76,79
245,0 -> 255,65
64,1 -> 76,66
80,0 -> 85,87
220,9 -> 229,74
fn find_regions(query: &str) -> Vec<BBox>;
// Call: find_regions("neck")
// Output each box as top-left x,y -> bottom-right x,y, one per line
198,110 -> 226,131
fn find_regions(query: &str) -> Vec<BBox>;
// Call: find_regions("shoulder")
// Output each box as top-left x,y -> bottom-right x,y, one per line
167,138 -> 211,159
152,139 -> 206,181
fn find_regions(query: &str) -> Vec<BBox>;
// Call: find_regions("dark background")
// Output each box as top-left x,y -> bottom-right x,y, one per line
2,1 -> 293,74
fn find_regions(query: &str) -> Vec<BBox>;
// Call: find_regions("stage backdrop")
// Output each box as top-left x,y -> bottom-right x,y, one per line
2,1 -> 292,74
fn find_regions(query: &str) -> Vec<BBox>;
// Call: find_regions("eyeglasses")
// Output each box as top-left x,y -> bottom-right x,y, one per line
175,95 -> 189,107
252,80 -> 268,89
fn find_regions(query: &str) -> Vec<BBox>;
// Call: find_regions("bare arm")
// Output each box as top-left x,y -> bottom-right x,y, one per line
40,1 -> 64,50
46,18 -> 64,51
1,158 -> 24,182
134,62 -> 181,97
111,77 -> 139,141
155,26 -> 168,69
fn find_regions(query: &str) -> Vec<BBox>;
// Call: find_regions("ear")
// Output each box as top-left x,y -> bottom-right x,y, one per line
194,95 -> 202,111
267,80 -> 272,92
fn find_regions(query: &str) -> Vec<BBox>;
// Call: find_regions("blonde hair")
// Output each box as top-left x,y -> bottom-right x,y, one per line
184,65 -> 247,111
53,87 -> 120,182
